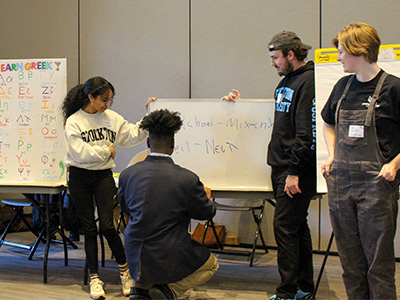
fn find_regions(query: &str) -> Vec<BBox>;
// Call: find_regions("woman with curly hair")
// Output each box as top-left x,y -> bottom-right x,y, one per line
62,76 -> 147,299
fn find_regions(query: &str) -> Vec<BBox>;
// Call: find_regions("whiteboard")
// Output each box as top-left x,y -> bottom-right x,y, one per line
0,58 -> 67,186
149,99 -> 275,191
315,45 -> 400,193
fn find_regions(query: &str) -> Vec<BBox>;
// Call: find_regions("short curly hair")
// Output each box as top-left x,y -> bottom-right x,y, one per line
140,109 -> 182,140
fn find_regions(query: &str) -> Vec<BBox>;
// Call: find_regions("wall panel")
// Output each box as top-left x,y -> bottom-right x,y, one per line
0,0 -> 79,90
321,0 -> 400,48
79,0 -> 190,171
191,0 -> 320,99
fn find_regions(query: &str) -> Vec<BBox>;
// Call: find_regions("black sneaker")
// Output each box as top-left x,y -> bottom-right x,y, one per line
149,284 -> 175,300
129,287 -> 151,299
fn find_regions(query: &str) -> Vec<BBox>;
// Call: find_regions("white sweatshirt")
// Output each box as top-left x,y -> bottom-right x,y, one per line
64,108 -> 147,170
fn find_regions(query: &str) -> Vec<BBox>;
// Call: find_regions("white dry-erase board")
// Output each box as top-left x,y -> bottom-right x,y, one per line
150,99 -> 275,191
315,45 -> 400,193
0,58 -> 67,186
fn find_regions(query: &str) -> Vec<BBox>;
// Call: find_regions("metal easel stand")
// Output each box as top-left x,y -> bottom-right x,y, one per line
312,231 -> 334,299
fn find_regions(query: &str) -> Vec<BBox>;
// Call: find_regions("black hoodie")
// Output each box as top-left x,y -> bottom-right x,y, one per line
267,61 -> 316,179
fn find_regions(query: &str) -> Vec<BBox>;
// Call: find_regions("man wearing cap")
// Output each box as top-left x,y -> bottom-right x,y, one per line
267,31 -> 316,300
223,31 -> 316,300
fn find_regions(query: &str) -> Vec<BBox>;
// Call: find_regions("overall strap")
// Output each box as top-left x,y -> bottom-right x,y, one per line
365,72 -> 388,126
335,75 -> 355,124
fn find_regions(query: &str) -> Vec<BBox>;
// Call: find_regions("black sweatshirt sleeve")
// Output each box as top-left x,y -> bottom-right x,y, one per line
288,81 -> 316,175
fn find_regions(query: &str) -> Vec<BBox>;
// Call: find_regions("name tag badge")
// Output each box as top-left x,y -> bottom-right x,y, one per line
277,93 -> 283,103
348,125 -> 364,138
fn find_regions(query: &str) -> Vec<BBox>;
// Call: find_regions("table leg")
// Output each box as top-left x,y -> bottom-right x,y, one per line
43,194 -> 50,284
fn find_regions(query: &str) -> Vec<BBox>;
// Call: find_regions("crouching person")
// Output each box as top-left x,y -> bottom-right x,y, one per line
118,109 -> 219,300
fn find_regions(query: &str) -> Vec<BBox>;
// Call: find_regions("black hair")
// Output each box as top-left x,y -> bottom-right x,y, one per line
140,109 -> 182,141
62,76 -> 115,125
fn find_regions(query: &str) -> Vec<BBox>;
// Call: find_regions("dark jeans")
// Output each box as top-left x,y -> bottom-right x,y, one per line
68,166 -> 126,274
272,168 -> 315,299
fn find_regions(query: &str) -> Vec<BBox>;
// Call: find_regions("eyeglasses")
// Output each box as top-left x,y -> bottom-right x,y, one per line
101,95 -> 114,106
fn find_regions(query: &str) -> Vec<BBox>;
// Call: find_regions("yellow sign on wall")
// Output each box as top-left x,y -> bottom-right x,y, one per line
315,44 -> 400,64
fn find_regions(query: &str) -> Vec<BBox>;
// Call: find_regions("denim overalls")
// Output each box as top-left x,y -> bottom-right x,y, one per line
325,72 -> 399,299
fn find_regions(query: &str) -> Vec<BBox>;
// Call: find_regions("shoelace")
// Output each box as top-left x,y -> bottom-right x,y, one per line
120,271 -> 133,290
91,279 -> 104,292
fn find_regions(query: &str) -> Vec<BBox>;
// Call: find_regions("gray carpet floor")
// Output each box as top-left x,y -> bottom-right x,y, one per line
0,231 -> 399,299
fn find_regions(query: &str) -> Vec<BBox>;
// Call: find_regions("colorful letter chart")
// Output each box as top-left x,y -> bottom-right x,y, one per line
0,58 -> 67,186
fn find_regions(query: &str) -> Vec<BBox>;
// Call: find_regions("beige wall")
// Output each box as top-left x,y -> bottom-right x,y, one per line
2,0 -> 400,255
191,0 -> 319,99
0,0 -> 79,90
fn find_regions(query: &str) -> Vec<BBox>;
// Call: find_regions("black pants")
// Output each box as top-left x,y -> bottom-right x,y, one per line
63,193 -> 81,234
272,168 -> 315,299
68,167 -> 126,274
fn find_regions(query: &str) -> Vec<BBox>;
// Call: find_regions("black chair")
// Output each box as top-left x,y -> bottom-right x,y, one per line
1,192 -> 78,283
201,198 -> 269,266
0,196 -> 44,259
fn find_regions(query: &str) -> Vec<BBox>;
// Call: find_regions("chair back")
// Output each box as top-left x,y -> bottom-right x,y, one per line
126,149 -> 149,168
